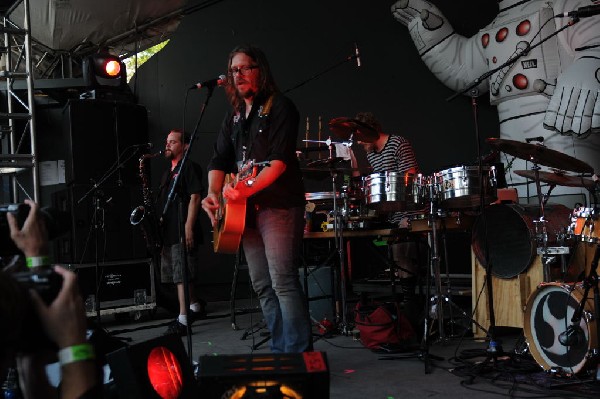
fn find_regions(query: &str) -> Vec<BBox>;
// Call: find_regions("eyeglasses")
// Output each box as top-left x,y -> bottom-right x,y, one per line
229,65 -> 258,76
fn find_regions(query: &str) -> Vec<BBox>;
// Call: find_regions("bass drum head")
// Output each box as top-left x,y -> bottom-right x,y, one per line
471,204 -> 535,278
524,283 -> 596,374
471,204 -> 571,279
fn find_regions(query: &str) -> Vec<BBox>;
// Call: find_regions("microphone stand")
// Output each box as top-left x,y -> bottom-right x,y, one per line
282,47 -> 359,94
162,83 -> 217,368
77,146 -> 145,325
445,16 -> 581,361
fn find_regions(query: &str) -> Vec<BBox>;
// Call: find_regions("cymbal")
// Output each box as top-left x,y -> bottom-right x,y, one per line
328,117 -> 378,143
514,170 -> 595,188
487,138 -> 593,173
306,157 -> 347,167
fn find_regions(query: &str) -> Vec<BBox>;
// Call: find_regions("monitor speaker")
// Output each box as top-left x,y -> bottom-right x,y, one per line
197,352 -> 330,399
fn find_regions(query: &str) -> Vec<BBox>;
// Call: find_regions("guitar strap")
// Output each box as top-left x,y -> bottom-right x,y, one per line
236,93 -> 275,166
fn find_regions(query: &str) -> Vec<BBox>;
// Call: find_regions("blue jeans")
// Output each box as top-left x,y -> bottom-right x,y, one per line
243,206 -> 312,353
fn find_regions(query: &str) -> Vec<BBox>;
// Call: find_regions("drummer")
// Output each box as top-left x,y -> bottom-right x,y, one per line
349,111 -> 427,315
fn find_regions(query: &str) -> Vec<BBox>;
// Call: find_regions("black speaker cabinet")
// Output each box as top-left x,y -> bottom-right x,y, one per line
52,184 -> 147,263
62,99 -> 148,186
198,352 -> 330,399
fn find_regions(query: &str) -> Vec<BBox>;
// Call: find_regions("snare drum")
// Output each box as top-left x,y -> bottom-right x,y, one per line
524,282 -> 598,375
567,207 -> 599,243
363,171 -> 422,213
434,165 -> 497,209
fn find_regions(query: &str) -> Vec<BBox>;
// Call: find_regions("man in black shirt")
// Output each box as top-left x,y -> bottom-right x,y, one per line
201,45 -> 311,352
158,129 -> 206,336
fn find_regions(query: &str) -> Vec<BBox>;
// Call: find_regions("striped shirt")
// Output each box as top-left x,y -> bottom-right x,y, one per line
365,134 -> 425,225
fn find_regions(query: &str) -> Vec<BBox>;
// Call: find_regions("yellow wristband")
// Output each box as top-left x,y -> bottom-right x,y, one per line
25,255 -> 52,268
58,344 -> 96,366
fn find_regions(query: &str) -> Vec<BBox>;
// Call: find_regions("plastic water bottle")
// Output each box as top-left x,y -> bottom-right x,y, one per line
2,368 -> 21,399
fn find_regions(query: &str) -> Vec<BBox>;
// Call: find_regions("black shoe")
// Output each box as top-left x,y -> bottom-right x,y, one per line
164,320 -> 189,336
189,308 -> 207,323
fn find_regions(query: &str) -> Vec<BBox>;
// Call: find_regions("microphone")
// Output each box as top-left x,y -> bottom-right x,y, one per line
525,136 -> 544,143
558,325 -> 585,346
189,74 -> 227,90
132,142 -> 154,149
556,4 -> 600,18
354,43 -> 361,67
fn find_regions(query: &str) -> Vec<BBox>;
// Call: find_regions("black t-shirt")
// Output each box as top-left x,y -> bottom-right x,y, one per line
158,159 -> 204,246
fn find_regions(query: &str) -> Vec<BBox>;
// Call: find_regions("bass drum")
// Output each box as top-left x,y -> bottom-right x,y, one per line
524,282 -> 598,375
471,204 -> 572,279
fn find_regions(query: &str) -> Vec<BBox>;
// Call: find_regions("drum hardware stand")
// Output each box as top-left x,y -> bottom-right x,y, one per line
303,139 -> 353,335
438,222 -> 489,338
447,85 -> 503,359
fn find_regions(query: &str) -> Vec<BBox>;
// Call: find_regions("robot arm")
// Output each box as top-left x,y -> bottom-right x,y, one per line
391,0 -> 489,95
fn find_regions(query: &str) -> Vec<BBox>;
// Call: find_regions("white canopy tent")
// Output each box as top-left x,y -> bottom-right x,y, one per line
3,0 -> 223,79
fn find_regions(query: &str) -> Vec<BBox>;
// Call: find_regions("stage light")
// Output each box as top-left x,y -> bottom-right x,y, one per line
104,59 -> 122,77
106,333 -> 199,399
197,352 -> 330,399
83,52 -> 127,88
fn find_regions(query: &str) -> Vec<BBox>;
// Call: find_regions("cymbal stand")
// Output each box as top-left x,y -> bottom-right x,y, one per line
330,165 -> 351,335
416,181 -> 443,373
304,137 -> 352,335
423,186 -> 488,343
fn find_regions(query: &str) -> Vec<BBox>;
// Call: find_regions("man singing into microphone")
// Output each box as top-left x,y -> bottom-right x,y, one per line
158,128 -> 207,336
201,45 -> 312,353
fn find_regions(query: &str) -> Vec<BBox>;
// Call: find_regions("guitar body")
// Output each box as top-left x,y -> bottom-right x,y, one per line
213,197 -> 246,254
213,164 -> 258,254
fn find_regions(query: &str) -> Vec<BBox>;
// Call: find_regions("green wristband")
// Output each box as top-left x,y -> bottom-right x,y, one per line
25,255 -> 52,268
58,344 -> 96,366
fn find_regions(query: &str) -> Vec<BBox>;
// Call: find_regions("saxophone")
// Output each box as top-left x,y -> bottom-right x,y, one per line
130,151 -> 163,255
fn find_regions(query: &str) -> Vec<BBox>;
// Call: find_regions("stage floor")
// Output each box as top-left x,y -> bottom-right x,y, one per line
97,299 -> 600,399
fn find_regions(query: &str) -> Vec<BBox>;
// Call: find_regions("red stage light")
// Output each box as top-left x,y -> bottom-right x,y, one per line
147,346 -> 184,399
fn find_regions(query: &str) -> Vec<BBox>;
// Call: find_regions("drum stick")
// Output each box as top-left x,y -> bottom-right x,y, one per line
318,115 -> 322,159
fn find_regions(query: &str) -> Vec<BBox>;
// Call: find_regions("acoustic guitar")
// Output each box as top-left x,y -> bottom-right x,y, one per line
213,161 -> 258,254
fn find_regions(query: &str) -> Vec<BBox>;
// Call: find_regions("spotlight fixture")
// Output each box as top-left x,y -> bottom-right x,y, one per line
83,52 -> 127,88
106,333 -> 199,399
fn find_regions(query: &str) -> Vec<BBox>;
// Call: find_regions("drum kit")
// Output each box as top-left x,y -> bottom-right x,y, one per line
303,123 -> 600,376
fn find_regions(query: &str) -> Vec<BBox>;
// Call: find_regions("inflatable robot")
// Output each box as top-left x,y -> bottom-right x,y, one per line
392,0 -> 600,204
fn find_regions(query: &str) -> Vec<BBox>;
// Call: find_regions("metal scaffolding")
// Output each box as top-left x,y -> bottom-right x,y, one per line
1,0 -> 38,202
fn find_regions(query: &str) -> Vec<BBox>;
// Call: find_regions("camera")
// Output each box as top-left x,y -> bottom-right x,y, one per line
0,203 -> 71,257
12,267 -> 63,305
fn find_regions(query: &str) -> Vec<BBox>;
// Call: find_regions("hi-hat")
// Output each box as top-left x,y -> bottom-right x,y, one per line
514,170 -> 595,188
328,117 -> 378,143
487,138 -> 593,173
